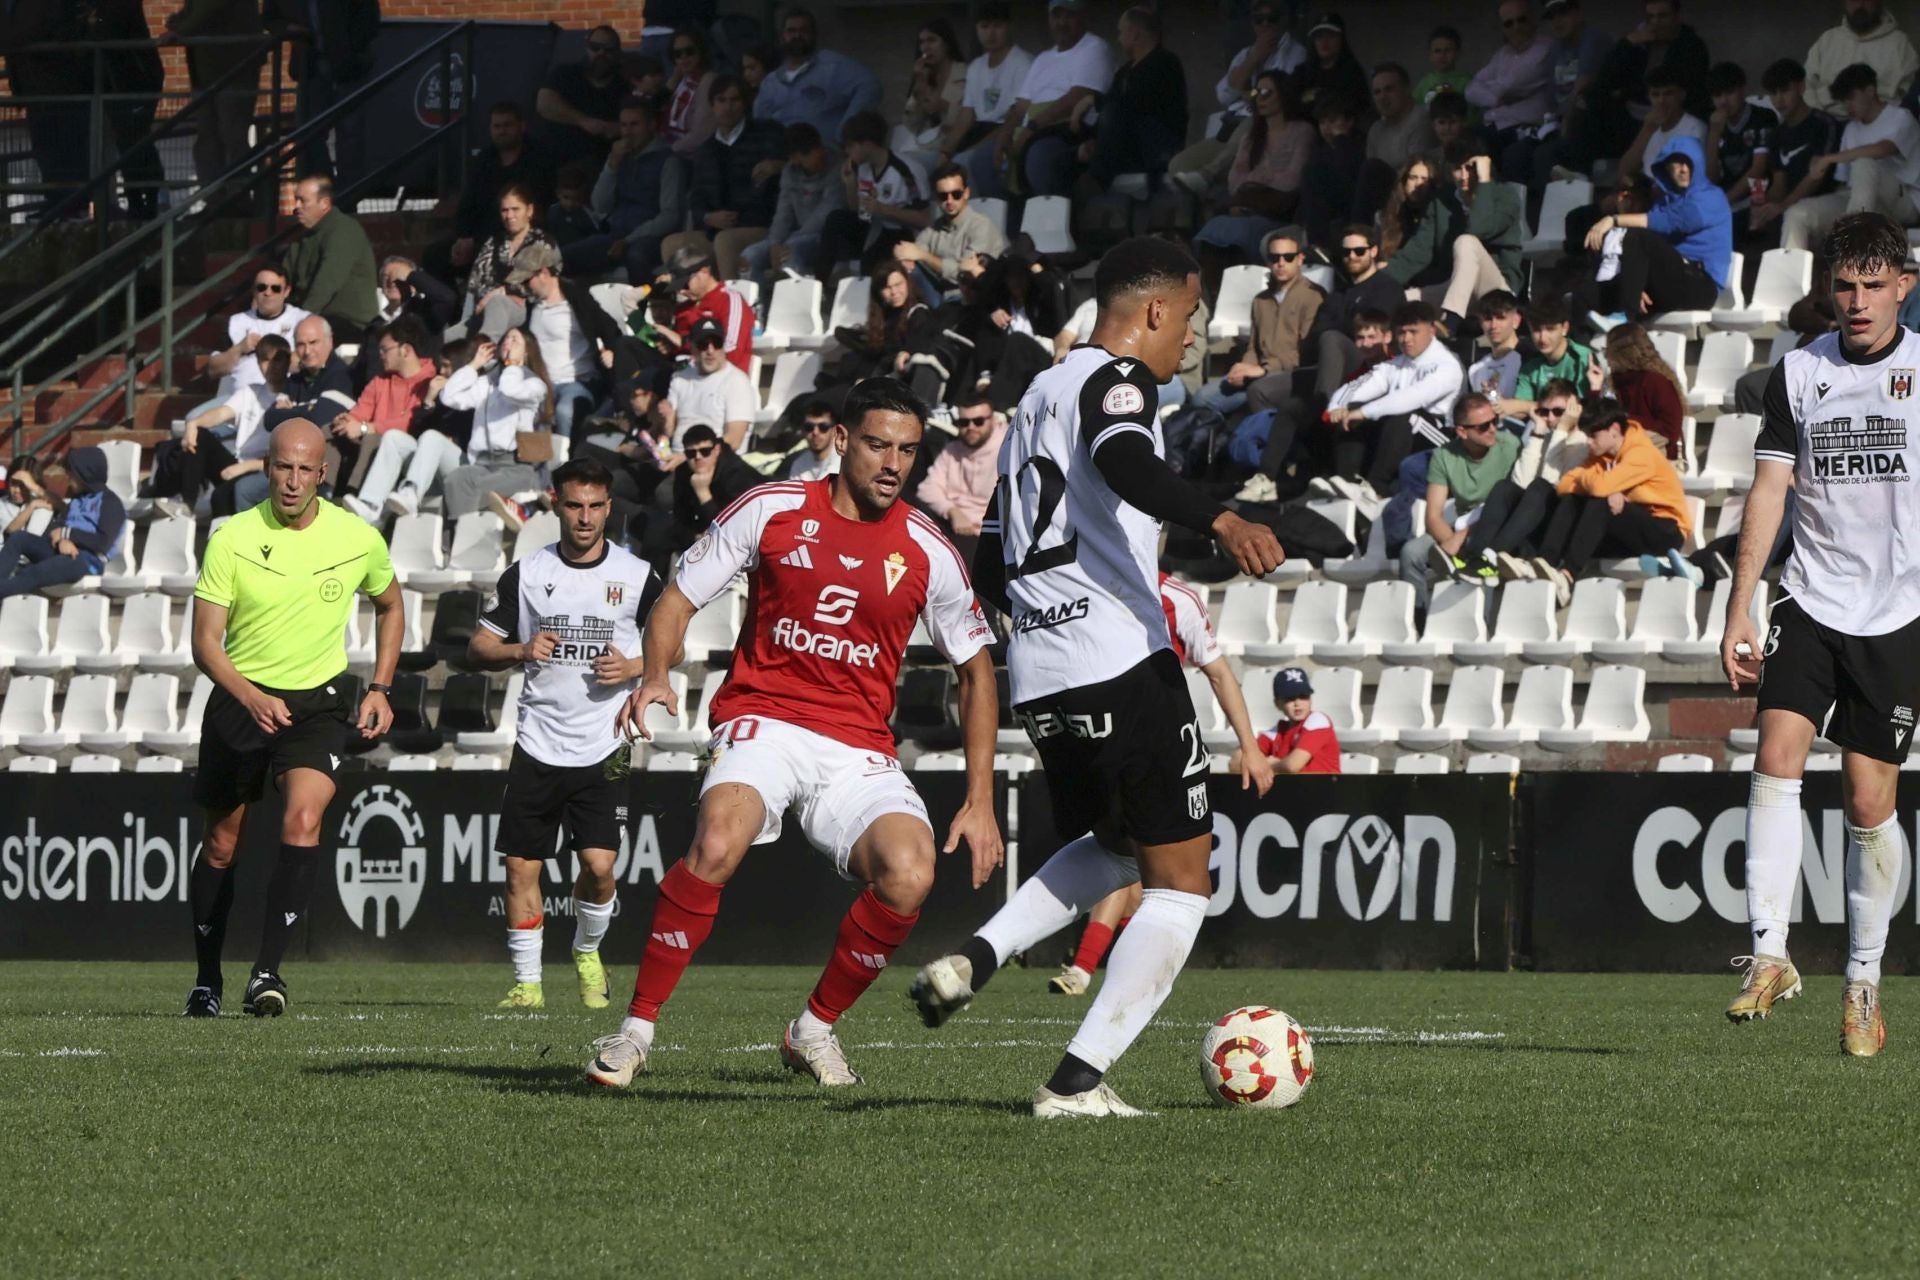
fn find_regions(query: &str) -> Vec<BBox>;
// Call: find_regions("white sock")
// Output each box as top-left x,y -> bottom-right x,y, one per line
573,895 -> 615,954
1065,888 -> 1207,1073
975,834 -> 1139,965
620,1014 -> 656,1051
791,1008 -> 833,1044
1745,773 -> 1803,958
1846,815 -> 1905,984
506,925 -> 543,985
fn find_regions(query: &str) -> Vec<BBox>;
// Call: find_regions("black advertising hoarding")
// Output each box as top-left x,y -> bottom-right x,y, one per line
1528,774 -> 1920,972
1016,774 -> 1514,969
0,772 -> 1009,966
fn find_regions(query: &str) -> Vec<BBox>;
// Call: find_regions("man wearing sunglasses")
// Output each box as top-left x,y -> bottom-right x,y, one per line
894,163 -> 1006,306
1218,2 -> 1308,130
662,317 -> 755,452
1465,1 -> 1556,143
780,398 -> 843,481
537,24 -> 630,164
205,267 -> 311,396
914,393 -> 1004,553
1200,226 -> 1324,416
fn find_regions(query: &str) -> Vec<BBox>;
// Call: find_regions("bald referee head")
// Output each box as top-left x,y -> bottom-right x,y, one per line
267,419 -> 327,521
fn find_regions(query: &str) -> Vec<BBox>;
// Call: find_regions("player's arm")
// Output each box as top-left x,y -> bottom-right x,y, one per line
1092,430 -> 1284,576
191,597 -> 291,736
616,581 -> 697,740
360,576 -> 403,738
948,646 -> 1005,888
971,477 -> 1010,615
468,564 -> 558,670
1725,364 -> 1798,689
1202,655 -> 1274,797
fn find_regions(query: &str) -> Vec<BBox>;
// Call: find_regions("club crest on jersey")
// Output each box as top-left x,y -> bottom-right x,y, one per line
799,518 -> 821,542
606,583 -> 625,607
1893,370 -> 1915,400
883,551 -> 908,595
685,533 -> 713,563
1103,381 -> 1145,416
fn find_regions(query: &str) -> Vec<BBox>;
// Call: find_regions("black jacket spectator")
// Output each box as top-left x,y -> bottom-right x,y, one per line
690,119 -> 788,231
265,353 -> 356,434
1594,21 -> 1712,128
671,440 -> 761,548
456,140 -> 557,241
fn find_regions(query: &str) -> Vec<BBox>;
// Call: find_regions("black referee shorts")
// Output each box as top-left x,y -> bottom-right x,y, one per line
494,744 -> 629,859
1016,648 -> 1213,848
1756,596 -> 1920,764
193,680 -> 352,811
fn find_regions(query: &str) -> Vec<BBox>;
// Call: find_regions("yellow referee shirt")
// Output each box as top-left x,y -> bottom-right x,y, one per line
194,500 -> 395,689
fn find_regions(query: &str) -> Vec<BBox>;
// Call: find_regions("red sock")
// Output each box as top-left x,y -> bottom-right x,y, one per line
1071,920 -> 1116,973
805,890 -> 919,1023
627,863 -> 724,1020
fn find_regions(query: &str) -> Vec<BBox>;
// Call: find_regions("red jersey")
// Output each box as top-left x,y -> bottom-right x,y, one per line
1158,573 -> 1222,669
675,479 -> 992,755
1257,712 -> 1341,773
675,284 -> 754,373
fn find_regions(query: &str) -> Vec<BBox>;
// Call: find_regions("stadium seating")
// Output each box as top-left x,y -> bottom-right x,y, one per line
450,753 -> 504,770
383,672 -> 441,754
70,754 -> 122,772
143,675 -> 213,757
793,277 -> 868,353
893,668 -> 960,749
1714,248 -> 1813,330
1522,178 -> 1592,259
1019,196 -> 1075,255
423,590 -> 484,667
757,351 -> 822,426
512,513 -> 561,561
0,596 -> 51,667
1537,665 -> 1650,751
1649,330 -> 1690,400
436,672 -> 496,739
1465,752 -> 1521,774
135,756 -> 185,772
1207,265 -> 1267,343
1656,753 -> 1715,772
759,278 -> 825,352
8,756 -> 56,773
1593,577 -> 1697,660
1382,580 -> 1487,662
18,672 -> 117,753
684,593 -> 742,666
1687,332 -> 1751,411
1340,752 -> 1380,775
1648,252 -> 1741,339
387,754 -> 440,771
0,675 -> 58,750
408,513 -> 506,593
390,514 -> 449,590
140,516 -> 200,595
456,673 -> 522,754
1683,413 -> 1759,495
1400,665 -> 1504,749
1313,666 -> 1375,748
17,591 -> 110,674
1259,579 -> 1346,660
1665,579 -> 1768,664
1366,666 -> 1435,744
1393,752 -> 1450,774
110,593 -> 179,673
1466,664 -> 1574,748
100,527 -> 151,596
1522,577 -> 1625,661
1315,581 -> 1415,661
639,670 -> 692,742
1215,580 -> 1278,656
973,197 -> 1009,235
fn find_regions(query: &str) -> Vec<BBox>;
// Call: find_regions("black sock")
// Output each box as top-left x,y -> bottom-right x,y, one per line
189,858 -> 235,991
254,843 -> 319,975
959,935 -> 1000,991
1045,1052 -> 1103,1097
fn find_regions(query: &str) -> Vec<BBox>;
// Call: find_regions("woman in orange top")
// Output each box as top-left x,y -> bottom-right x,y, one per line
1530,402 -> 1690,603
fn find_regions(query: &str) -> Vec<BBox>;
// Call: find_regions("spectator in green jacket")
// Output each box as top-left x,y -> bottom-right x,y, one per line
284,176 -> 378,341
1384,142 -> 1524,333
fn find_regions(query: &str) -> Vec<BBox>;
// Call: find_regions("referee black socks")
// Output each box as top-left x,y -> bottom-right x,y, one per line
189,858 -> 235,991
1044,1052 -> 1104,1098
255,843 -> 320,975
959,936 -> 1001,992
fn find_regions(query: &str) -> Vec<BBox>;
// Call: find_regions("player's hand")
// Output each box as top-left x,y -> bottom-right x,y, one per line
1722,613 -> 1762,690
942,797 -> 1005,889
617,677 -> 679,742
1212,511 -> 1285,577
593,645 -> 639,686
1241,748 -> 1276,798
357,689 -> 392,739
242,687 -> 294,735
521,630 -> 560,662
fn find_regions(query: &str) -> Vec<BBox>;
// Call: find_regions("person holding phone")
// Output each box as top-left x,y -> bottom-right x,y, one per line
1386,142 -> 1525,332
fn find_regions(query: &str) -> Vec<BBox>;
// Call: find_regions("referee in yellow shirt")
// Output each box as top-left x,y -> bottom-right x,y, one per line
184,421 -> 404,1018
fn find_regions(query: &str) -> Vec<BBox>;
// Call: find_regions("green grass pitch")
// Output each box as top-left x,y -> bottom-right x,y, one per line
3,962 -> 1918,1278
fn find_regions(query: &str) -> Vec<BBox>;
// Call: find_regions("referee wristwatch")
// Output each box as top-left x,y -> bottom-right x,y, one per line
367,682 -> 393,696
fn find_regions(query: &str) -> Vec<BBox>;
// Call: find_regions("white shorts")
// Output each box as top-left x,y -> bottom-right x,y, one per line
700,715 -> 931,876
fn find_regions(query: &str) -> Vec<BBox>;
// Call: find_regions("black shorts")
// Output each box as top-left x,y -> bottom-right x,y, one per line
494,744 -> 629,859
1015,648 -> 1211,847
1756,596 -> 1920,764
193,679 -> 352,811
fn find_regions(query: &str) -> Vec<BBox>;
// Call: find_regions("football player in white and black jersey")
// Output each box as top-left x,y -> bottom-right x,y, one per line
469,457 -> 662,1010
910,237 -> 1285,1117
1724,212 -> 1920,1055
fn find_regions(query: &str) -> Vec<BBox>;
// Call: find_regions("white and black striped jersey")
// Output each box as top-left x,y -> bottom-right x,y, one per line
1757,329 -> 1920,635
986,344 -> 1169,702
477,543 -> 662,766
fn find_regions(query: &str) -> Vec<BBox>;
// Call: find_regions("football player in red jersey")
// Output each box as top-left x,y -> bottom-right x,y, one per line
585,377 -> 1003,1088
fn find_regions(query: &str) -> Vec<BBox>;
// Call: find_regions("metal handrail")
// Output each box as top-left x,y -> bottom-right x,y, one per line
4,21 -> 478,457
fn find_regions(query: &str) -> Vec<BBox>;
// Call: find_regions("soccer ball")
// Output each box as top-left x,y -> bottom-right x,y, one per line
1199,1006 -> 1313,1109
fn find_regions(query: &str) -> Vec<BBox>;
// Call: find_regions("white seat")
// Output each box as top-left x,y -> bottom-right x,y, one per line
1215,580 -> 1279,656
1538,664 -> 1650,750
1768,330 -> 1799,366
0,674 -> 58,749
795,276 -> 869,352
1523,178 -> 1592,258
144,673 -> 214,756
1393,752 -> 1451,774
141,516 -> 200,595
119,671 -> 181,744
1805,752 -> 1843,771
386,754 -> 440,771
1648,252 -> 1742,337
135,755 -> 184,772
1365,666 -> 1434,744
20,672 -> 119,752
1454,580 -> 1557,661
1713,491 -> 1746,542
1686,332 -> 1752,410
758,277 -> 824,352
589,281 -> 633,326
1206,265 -> 1267,343
1382,579 -> 1487,662
683,593 -> 742,665
1400,665 -> 1503,749
1667,580 -> 1768,663
973,197 -> 1009,235
1683,413 -> 1760,495
1656,752 -> 1716,772
1647,329 -> 1690,399
69,753 -> 123,773
408,511 -> 505,592
1302,263 -> 1335,292
344,597 -> 374,669
389,513 -> 448,591
1340,751 -> 1380,775
19,592 -> 112,674
112,592 -> 181,674
1324,508 -> 1391,583
1238,665 -> 1281,734
450,753 -> 505,770
7,756 -> 56,773
1313,666 -> 1377,748
1262,579 -> 1346,660
645,750 -> 703,771
0,596 -> 52,666
96,437 -> 143,512
1019,195 -> 1075,255
1522,577 -> 1625,661
1727,751 -> 1757,771
400,588 -> 427,653
1465,751 -> 1521,774
1314,580 -> 1415,661
1714,247 -> 1814,330
456,672 -> 523,753
756,350 -> 822,424
1593,577 -> 1698,660
1467,664 -> 1575,748
1304,498 -> 1356,543
511,512 -> 561,562
99,523 -> 153,596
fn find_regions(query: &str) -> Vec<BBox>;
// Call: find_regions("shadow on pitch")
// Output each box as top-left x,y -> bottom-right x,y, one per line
1328,1039 -> 1624,1054
305,1059 -> 584,1089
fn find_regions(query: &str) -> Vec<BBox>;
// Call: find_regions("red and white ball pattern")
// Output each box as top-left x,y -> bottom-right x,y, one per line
1199,1006 -> 1313,1109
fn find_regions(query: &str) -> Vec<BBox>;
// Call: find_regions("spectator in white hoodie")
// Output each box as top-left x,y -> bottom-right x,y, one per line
1323,299 -> 1463,500
385,328 -> 553,518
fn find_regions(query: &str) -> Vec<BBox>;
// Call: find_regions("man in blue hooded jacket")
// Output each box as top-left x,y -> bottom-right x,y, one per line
0,446 -> 126,599
1575,133 -> 1730,328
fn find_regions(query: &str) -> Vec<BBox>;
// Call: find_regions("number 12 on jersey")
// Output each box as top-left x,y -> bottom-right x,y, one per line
1003,456 -> 1078,581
